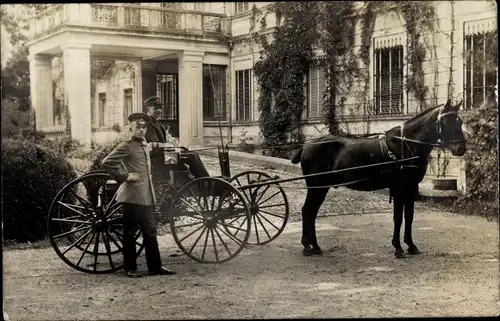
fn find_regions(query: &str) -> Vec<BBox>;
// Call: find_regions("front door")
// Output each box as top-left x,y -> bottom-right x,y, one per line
156,73 -> 179,138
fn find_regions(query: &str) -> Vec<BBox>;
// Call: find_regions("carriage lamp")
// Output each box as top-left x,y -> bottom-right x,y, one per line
164,146 -> 179,164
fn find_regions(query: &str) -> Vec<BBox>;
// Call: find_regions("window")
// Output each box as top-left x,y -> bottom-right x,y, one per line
236,69 -> 252,121
203,64 -> 227,120
307,66 -> 326,118
373,45 -> 404,115
123,89 -> 133,124
156,73 -> 178,120
235,2 -> 249,14
463,30 -> 497,110
98,93 -> 106,127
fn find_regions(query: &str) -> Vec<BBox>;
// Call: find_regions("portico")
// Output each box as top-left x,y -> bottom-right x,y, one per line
27,3 -> 229,148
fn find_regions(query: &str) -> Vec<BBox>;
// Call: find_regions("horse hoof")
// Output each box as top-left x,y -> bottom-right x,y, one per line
311,248 -> 323,255
395,249 -> 407,259
407,247 -> 421,255
303,248 -> 313,256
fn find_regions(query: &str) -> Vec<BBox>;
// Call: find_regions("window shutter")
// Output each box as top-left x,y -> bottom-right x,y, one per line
318,67 -> 326,117
309,67 -> 319,118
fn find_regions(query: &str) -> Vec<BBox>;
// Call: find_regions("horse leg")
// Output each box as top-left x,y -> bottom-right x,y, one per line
391,195 -> 406,259
404,187 -> 421,255
301,188 -> 329,256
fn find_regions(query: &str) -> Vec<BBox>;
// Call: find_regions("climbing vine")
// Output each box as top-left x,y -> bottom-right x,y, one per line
253,1 -> 438,152
253,2 -> 318,155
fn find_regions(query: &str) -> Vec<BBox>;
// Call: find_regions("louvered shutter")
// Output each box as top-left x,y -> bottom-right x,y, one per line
309,67 -> 319,118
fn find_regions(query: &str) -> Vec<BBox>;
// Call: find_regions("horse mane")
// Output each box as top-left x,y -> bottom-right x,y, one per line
405,104 -> 443,123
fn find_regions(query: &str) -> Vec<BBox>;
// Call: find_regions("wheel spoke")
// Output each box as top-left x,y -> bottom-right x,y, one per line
103,192 -> 118,212
255,212 -> 272,239
225,213 -> 249,226
257,190 -> 281,206
110,227 -> 142,248
105,229 -> 123,251
104,203 -> 122,219
68,188 -> 94,210
210,228 -> 219,262
219,220 -> 248,233
174,221 -> 205,229
188,226 -> 208,254
178,223 -> 206,244
187,187 -> 205,212
232,178 -> 249,202
93,232 -> 100,272
180,197 -> 205,217
57,201 -> 92,219
258,208 -> 286,219
215,225 -> 242,245
258,202 -> 287,210
253,214 -> 260,244
52,226 -> 92,239
51,218 -> 94,225
215,199 -> 242,219
61,229 -> 93,255
76,231 -> 97,268
256,212 -> 281,230
213,225 -> 232,257
101,231 -> 115,269
254,185 -> 271,204
201,228 -> 210,261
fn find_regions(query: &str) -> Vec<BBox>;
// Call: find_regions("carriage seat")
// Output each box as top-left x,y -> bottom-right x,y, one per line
181,151 -> 232,181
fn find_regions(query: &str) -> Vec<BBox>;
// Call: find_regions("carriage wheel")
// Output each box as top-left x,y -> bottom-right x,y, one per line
47,172 -> 144,274
229,170 -> 289,245
169,177 -> 251,263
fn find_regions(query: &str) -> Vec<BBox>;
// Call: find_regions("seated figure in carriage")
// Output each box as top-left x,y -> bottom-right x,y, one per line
143,96 -> 210,179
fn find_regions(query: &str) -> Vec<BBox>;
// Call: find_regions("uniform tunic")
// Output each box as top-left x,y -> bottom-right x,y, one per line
102,137 -> 156,206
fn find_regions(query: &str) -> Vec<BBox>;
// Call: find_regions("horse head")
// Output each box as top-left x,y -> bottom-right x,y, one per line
435,99 -> 466,157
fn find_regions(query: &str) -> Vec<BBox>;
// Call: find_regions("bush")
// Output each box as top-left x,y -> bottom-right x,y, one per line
39,135 -> 82,155
453,99 -> 498,218
1,139 -> 77,242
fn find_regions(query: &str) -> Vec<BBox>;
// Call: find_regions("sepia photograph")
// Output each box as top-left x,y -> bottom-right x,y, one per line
2,1 -> 498,319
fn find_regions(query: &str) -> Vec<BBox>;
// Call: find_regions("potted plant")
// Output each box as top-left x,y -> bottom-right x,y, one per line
430,148 -> 457,191
236,129 -> 255,154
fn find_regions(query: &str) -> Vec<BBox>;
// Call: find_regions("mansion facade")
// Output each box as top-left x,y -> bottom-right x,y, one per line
28,2 -> 497,192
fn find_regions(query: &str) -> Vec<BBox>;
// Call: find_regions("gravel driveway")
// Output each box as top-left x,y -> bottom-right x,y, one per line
3,156 -> 499,319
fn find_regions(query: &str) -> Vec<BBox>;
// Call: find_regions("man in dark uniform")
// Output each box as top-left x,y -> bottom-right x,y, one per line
102,112 -> 176,278
143,96 -> 168,143
143,96 -> 211,178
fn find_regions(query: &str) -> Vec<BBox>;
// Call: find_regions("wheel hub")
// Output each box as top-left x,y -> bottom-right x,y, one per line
92,219 -> 107,232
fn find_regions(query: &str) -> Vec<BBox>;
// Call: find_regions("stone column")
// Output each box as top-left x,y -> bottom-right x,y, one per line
141,60 -> 158,109
62,43 -> 92,146
133,60 -> 143,112
29,54 -> 53,129
178,51 -> 204,148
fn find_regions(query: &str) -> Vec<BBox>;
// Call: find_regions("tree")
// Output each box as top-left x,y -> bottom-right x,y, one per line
1,46 -> 30,109
0,5 -> 53,111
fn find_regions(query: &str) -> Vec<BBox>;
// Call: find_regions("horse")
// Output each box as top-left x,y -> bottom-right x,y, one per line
290,99 -> 467,259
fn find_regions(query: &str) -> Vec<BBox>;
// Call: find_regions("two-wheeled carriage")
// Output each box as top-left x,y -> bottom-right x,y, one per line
47,145 -> 290,273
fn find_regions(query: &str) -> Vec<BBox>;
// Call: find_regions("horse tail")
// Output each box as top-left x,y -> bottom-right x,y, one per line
290,147 -> 303,164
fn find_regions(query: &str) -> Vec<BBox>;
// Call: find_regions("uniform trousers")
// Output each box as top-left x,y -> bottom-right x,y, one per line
122,202 -> 162,272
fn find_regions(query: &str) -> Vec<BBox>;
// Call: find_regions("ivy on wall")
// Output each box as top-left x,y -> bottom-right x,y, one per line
252,2 -> 318,155
252,1 -> 438,152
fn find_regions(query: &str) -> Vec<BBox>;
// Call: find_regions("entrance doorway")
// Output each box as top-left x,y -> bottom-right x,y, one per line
156,73 -> 179,138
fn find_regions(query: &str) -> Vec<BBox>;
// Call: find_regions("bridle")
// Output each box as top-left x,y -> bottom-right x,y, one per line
390,107 -> 464,165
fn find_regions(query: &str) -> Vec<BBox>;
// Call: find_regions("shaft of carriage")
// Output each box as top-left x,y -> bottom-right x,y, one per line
235,155 -> 420,190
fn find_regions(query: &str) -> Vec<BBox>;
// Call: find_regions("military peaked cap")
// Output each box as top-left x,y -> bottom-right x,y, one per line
128,112 -> 151,125
144,96 -> 164,108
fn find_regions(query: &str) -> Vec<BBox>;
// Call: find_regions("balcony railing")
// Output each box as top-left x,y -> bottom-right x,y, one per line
28,3 -> 228,41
